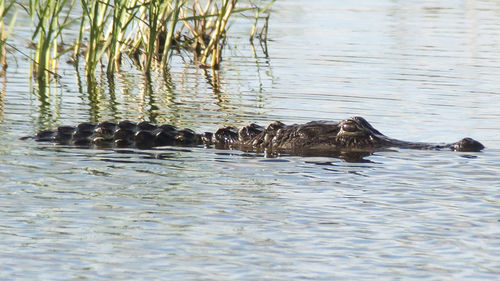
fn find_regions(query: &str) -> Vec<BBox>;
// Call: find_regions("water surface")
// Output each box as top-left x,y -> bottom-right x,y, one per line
1,0 -> 499,280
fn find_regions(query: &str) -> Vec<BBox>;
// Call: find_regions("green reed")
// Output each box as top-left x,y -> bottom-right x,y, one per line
4,0 -> 274,80
0,0 -> 16,76
143,0 -> 164,73
198,0 -> 235,68
30,0 -> 76,81
80,0 -> 111,77
106,0 -> 138,73
85,0 -> 275,72
161,0 -> 182,68
249,0 -> 274,43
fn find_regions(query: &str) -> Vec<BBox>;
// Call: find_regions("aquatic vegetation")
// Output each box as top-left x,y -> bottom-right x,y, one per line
78,0 -> 111,76
103,0 -> 137,74
249,0 -> 274,43
3,0 -> 274,81
0,0 -> 16,76
198,0 -> 236,68
29,0 -> 76,82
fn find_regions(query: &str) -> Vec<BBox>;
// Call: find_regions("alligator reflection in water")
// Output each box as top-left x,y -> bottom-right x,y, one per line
21,117 -> 485,161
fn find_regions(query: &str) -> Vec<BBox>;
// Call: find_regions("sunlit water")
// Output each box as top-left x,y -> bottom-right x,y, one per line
1,0 -> 500,280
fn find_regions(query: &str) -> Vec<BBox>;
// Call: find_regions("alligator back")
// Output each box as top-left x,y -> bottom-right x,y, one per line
26,120 -> 203,149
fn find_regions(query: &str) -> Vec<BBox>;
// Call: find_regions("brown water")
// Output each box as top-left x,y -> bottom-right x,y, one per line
1,0 -> 499,279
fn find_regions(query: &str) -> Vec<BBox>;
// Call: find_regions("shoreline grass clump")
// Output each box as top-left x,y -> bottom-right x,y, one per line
5,0 -> 275,81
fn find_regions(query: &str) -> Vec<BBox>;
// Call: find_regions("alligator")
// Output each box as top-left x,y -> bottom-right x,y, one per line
20,117 -> 485,159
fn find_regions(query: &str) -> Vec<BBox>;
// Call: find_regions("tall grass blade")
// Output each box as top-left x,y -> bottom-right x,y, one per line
0,0 -> 17,76
81,0 -> 111,77
160,0 -> 182,69
106,0 -> 138,74
30,0 -> 75,81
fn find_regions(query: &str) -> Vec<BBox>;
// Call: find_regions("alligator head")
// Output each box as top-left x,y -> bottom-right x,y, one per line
333,116 -> 484,152
231,116 -> 484,156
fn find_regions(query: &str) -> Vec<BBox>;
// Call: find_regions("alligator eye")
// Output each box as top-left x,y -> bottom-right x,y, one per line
342,122 -> 359,132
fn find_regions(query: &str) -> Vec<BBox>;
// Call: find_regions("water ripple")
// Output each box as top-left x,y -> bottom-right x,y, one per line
1,0 -> 500,280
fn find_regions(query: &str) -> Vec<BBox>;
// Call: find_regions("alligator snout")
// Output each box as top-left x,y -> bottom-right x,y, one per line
451,138 -> 485,152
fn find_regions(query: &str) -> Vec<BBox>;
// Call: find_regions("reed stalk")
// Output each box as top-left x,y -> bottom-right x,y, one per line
143,0 -> 161,73
196,0 -> 235,68
106,0 -> 138,74
132,0 -> 184,73
18,0 -> 275,79
0,0 -> 17,77
30,0 -> 75,81
179,0 -> 214,60
249,0 -> 274,43
160,0 -> 182,68
80,0 -> 111,77
72,5 -> 85,63
0,0 -> 16,76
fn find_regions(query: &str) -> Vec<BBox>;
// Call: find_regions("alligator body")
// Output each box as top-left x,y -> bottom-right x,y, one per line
21,117 -> 485,158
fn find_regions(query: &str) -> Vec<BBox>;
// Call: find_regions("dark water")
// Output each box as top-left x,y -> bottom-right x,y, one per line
1,0 -> 499,280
